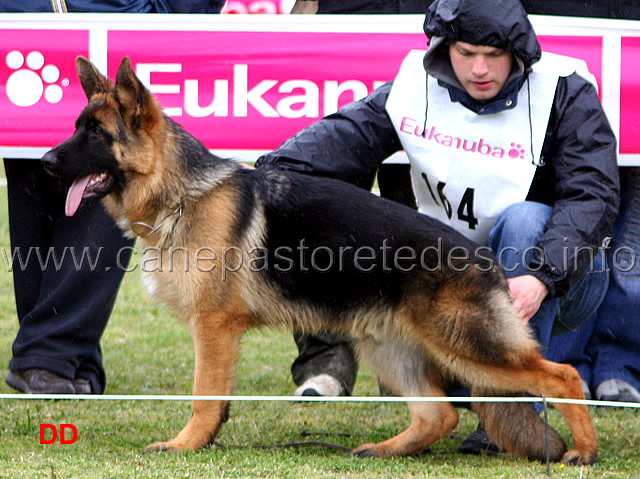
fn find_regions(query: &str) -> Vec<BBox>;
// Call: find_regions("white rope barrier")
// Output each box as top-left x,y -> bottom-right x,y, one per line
1,393 -> 639,408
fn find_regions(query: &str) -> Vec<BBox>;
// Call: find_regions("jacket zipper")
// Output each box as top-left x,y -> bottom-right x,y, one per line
50,0 -> 68,12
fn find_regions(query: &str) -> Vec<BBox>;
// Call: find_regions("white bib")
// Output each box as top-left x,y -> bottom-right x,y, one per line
386,50 -> 588,244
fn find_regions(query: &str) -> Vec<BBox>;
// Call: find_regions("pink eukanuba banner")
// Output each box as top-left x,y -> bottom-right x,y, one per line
0,15 -> 638,164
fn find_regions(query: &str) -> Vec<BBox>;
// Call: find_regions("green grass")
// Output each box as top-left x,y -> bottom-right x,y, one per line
0,179 -> 639,478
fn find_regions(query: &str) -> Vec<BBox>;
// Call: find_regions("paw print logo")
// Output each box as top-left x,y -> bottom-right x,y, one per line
508,143 -> 527,160
5,50 -> 68,107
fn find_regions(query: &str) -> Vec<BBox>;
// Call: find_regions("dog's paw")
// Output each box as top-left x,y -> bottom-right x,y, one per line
560,448 -> 599,466
143,441 -> 185,454
351,443 -> 385,458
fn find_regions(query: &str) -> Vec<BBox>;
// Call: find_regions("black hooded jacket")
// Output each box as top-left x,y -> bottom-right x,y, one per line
424,0 -> 541,69
256,0 -> 620,298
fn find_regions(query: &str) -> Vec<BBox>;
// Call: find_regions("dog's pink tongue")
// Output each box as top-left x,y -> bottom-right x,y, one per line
65,176 -> 92,217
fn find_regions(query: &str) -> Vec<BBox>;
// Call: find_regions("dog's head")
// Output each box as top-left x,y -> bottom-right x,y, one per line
42,56 -> 164,216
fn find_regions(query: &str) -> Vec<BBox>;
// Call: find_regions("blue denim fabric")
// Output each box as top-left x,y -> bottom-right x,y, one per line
447,201 -> 609,406
557,167 -> 640,393
489,202 -> 609,413
488,201 -> 609,352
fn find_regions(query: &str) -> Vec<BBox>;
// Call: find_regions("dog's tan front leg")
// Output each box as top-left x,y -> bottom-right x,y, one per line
144,309 -> 249,453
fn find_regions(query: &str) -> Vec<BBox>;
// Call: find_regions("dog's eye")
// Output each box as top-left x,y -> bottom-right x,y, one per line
93,125 -> 105,136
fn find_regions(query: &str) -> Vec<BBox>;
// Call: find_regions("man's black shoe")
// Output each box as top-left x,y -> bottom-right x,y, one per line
460,425 -> 499,455
73,378 -> 93,394
6,369 -> 75,394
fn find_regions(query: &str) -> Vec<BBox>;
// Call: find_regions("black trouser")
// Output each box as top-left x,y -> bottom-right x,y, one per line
292,331 -> 358,395
292,164 -> 415,395
4,159 -> 134,394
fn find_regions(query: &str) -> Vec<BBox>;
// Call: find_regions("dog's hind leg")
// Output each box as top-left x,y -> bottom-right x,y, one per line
473,353 -> 598,465
517,357 -> 598,465
144,307 -> 250,453
413,269 -> 597,464
351,339 -> 458,457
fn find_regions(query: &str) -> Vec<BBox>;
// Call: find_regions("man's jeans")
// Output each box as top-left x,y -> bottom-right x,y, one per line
549,167 -> 640,393
489,201 -> 609,352
448,201 -> 608,407
486,201 -> 609,412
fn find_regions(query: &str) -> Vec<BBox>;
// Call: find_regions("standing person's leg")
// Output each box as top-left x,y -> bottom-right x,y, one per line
5,159 -> 134,394
4,158 -> 68,393
589,167 -> 640,402
292,331 -> 357,396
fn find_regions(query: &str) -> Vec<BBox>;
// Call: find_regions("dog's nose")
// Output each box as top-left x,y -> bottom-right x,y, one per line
41,150 -> 57,165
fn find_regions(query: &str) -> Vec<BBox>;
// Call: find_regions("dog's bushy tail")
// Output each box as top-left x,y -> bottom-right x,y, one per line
473,396 -> 567,462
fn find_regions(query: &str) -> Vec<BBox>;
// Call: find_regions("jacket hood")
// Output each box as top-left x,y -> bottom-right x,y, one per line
423,0 -> 541,70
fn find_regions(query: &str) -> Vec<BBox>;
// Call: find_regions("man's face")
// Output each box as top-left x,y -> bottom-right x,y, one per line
449,41 -> 514,100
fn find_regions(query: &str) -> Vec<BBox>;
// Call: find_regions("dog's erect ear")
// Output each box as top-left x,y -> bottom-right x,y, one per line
115,57 -> 153,115
76,56 -> 113,100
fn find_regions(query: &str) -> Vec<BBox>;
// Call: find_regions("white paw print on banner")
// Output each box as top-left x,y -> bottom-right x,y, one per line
5,50 -> 68,107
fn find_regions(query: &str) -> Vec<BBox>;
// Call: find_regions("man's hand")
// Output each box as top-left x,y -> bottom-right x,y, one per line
507,275 -> 549,322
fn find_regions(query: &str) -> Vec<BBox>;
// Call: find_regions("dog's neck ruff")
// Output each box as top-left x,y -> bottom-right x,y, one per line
131,202 -> 184,250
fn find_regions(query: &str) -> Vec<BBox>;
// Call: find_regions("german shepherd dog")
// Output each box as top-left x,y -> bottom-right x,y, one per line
43,57 -> 598,465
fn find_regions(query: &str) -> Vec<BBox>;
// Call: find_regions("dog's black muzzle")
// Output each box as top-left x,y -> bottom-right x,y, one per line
41,150 -> 57,166
40,148 -> 65,178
